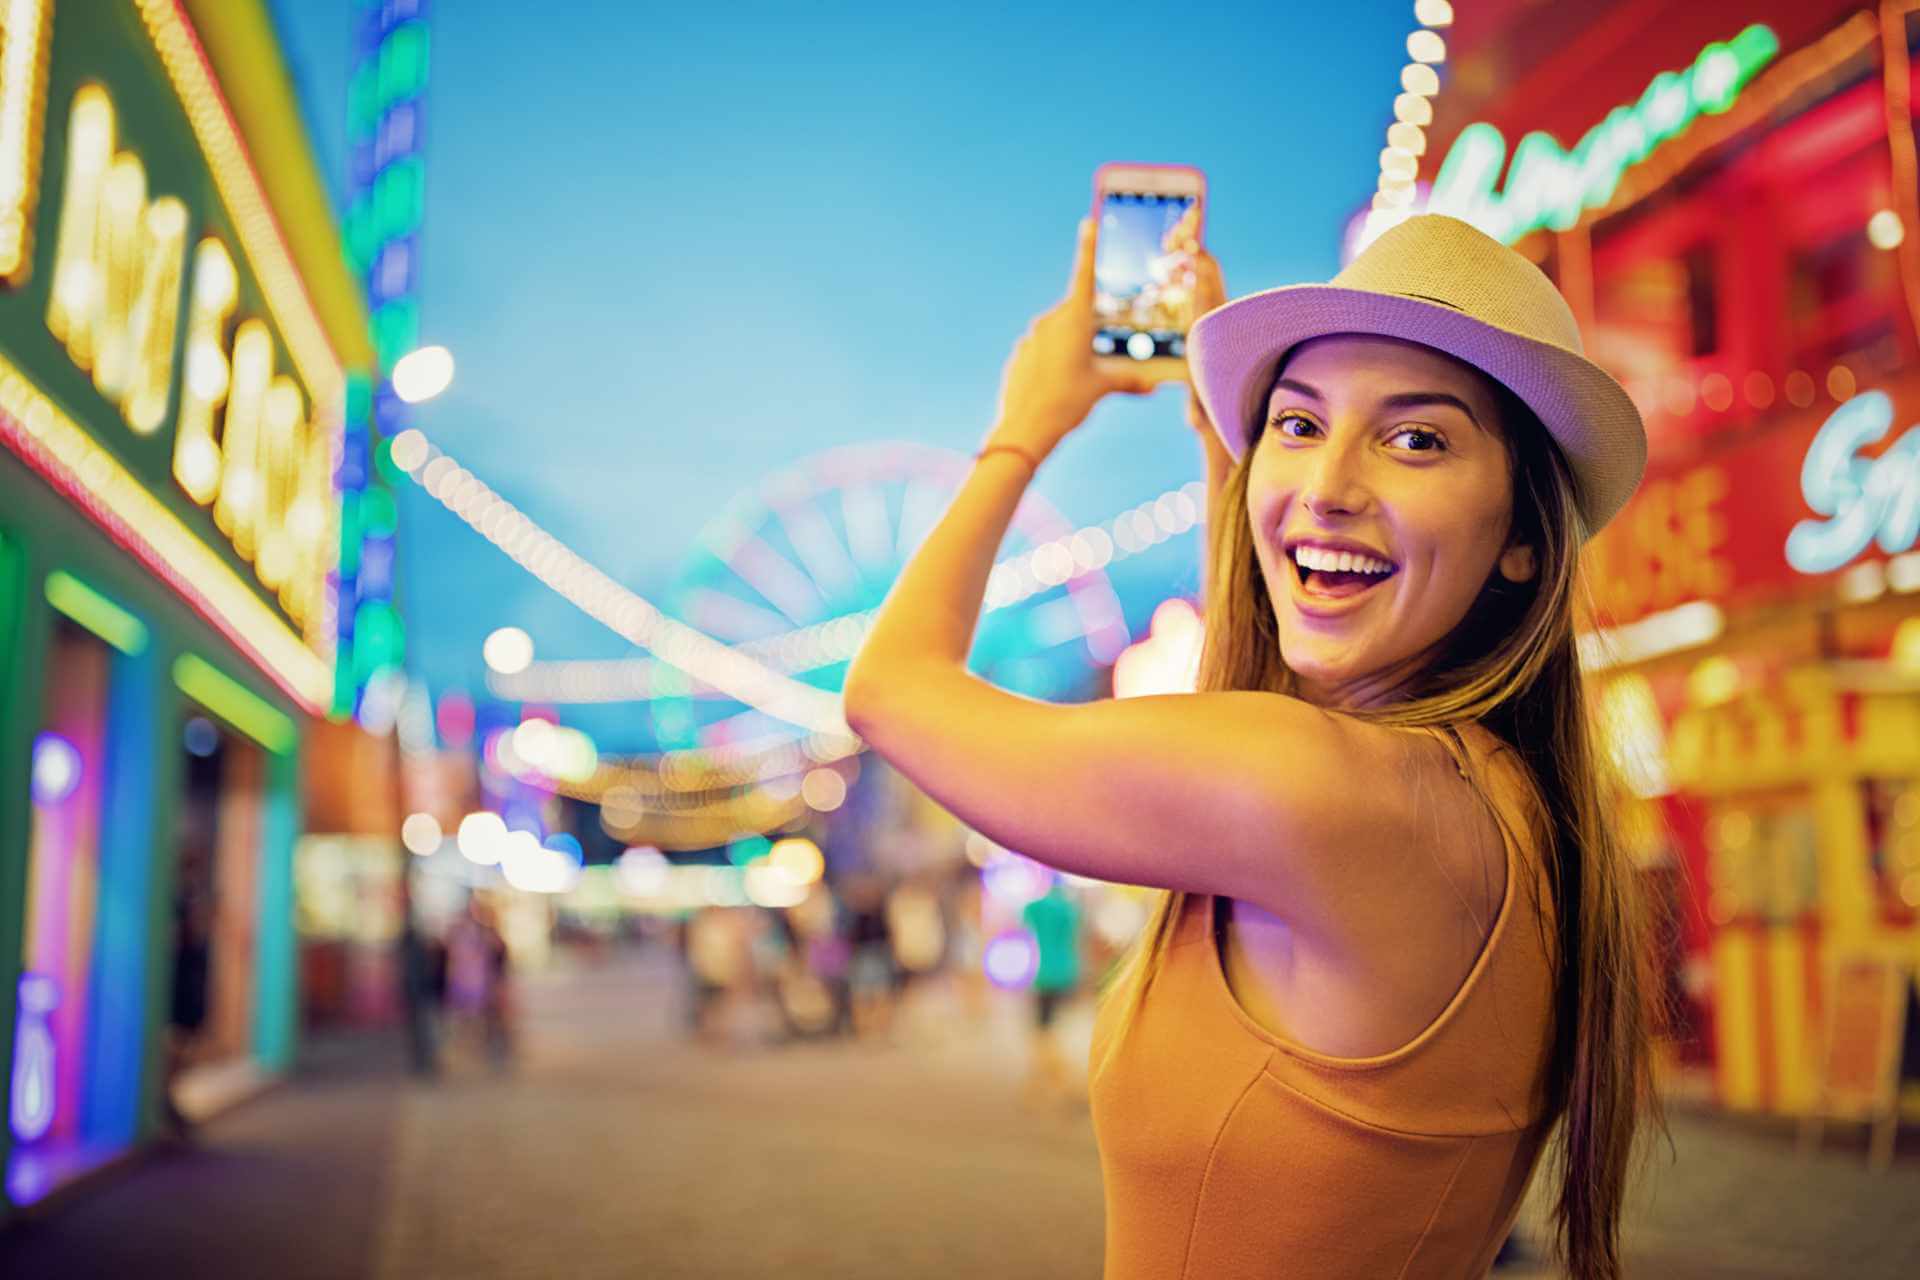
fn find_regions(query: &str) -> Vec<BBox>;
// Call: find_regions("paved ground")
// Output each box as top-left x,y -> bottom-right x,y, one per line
2,945 -> 1917,1278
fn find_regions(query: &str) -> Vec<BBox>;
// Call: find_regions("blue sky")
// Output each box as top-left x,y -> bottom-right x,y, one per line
271,1 -> 1417,752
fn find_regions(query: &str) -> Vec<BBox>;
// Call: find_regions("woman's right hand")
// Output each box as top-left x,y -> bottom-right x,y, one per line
990,219 -> 1156,457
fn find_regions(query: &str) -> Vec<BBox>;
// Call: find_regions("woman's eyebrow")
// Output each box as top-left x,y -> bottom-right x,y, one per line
1380,391 -> 1482,428
1272,380 -> 1486,431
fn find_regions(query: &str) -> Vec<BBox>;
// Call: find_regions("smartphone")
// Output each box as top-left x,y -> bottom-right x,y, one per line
1090,162 -> 1207,372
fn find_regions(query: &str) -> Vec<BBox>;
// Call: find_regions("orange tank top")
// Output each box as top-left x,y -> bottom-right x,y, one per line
1087,733 -> 1560,1279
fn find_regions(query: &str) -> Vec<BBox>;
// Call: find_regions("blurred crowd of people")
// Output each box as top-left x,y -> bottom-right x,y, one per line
399,896 -> 516,1079
671,863 -> 1111,1108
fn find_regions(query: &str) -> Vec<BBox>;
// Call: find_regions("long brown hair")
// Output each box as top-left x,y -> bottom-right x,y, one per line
1095,373 -> 1661,1280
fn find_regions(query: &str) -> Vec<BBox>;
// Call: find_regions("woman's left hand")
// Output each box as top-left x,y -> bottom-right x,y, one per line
988,219 -> 1157,456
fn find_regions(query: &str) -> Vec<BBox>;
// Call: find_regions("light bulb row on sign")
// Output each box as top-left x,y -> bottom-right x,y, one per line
1621,361 -> 1875,422
1361,0 -> 1454,248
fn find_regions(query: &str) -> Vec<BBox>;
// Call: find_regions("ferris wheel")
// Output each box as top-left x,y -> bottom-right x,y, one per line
649,442 -> 1131,753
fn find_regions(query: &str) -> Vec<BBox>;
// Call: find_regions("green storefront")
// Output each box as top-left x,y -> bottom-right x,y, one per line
0,0 -> 377,1212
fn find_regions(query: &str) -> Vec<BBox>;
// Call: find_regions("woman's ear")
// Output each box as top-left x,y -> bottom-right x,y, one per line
1498,543 -> 1537,584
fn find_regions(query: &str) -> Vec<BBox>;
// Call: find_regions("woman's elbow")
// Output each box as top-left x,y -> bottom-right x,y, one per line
840,658 -> 891,741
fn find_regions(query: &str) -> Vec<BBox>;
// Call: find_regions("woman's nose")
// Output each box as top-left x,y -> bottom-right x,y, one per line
1298,442 -> 1372,519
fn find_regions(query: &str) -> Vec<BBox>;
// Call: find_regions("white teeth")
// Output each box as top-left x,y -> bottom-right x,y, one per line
1292,545 -> 1393,575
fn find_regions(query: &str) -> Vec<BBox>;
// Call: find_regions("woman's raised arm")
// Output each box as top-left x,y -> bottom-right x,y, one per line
1185,248 -> 1235,591
842,225 -> 1495,946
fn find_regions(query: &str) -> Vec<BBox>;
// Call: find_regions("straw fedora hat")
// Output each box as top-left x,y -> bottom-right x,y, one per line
1187,213 -> 1646,537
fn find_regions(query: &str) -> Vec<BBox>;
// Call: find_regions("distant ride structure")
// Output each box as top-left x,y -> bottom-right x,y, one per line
651,442 -> 1131,753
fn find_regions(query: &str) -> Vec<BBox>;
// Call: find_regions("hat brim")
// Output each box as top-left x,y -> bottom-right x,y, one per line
1187,285 -> 1648,536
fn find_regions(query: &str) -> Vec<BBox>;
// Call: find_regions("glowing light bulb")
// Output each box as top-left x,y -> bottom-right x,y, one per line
484,626 -> 534,675
400,811 -> 442,855
1393,93 -> 1432,126
770,837 -> 825,886
1386,122 -> 1426,156
1407,30 -> 1446,64
389,428 -> 429,472
1868,209 -> 1905,251
801,767 -> 847,812
457,811 -> 507,865
391,344 -> 454,403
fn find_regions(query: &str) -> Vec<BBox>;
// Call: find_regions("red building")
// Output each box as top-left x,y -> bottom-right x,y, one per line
1403,0 -> 1920,1123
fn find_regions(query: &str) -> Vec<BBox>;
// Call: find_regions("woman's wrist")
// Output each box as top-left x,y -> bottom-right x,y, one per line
974,441 -> 1045,475
980,415 -> 1064,462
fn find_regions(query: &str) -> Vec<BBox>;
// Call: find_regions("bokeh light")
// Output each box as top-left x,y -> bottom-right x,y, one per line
483,626 -> 534,675
984,929 -> 1039,989
30,733 -> 81,805
615,845 -> 669,897
983,855 -> 1052,907
1868,208 -> 1904,251
744,859 -> 807,908
182,716 -> 219,758
400,811 -> 442,855
800,767 -> 846,812
391,344 -> 454,403
727,834 -> 772,867
769,836 -> 824,885
456,811 -> 507,865
500,831 -> 581,893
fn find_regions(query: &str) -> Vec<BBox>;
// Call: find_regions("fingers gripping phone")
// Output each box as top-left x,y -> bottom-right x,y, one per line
1091,162 -> 1206,379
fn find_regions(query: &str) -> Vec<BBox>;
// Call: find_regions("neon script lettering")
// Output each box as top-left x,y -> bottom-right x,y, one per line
1786,392 -> 1920,574
1429,25 -> 1779,244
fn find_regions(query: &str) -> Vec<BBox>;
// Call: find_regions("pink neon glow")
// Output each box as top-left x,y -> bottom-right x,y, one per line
22,691 -> 105,1146
984,930 -> 1039,989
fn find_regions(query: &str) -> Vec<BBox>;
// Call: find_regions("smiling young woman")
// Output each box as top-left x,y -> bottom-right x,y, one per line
842,213 -> 1658,1280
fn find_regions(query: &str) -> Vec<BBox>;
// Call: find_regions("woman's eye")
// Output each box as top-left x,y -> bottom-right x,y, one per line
1272,413 -> 1319,438
1389,427 -> 1447,453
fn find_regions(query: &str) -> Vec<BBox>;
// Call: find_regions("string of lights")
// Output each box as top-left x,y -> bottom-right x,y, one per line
487,478 -> 1208,704
1357,0 -> 1453,250
387,426 -> 853,737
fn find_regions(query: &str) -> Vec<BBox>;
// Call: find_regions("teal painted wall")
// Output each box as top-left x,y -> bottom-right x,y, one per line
254,748 -> 303,1071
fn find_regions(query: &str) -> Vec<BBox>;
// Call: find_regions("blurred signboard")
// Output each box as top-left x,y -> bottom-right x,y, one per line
1582,374 -> 1920,630
1802,951 -> 1910,1170
0,3 -> 353,710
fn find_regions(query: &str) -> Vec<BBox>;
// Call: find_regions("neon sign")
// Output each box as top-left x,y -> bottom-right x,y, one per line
40,86 -> 336,633
1429,24 -> 1779,243
1786,392 -> 1920,574
8,972 -> 59,1143
0,6 -> 356,710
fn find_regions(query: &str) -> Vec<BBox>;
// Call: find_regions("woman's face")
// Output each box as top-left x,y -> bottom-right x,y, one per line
1245,334 -> 1535,707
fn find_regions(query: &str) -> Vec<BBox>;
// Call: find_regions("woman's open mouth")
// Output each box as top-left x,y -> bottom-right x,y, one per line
1289,543 -> 1398,602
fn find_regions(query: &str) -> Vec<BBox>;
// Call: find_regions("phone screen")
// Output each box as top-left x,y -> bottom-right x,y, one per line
1092,189 -> 1200,361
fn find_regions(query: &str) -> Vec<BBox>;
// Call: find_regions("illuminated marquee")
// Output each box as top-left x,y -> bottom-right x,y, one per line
0,0 -> 50,282
38,82 -> 336,635
1429,24 -> 1779,243
0,3 -> 354,710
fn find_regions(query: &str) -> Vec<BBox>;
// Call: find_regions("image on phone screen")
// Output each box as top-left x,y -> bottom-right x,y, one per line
1092,191 -> 1200,361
